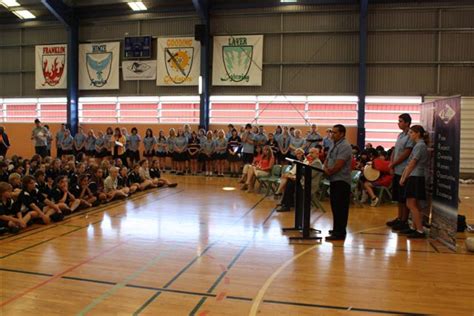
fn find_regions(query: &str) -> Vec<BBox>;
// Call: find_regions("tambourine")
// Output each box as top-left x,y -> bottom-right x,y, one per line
363,164 -> 380,182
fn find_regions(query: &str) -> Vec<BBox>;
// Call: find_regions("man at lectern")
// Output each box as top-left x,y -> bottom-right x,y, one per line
324,124 -> 352,241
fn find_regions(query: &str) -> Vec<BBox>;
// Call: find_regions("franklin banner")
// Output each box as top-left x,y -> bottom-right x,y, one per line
212,35 -> 263,86
79,42 -> 120,90
122,60 -> 157,81
35,44 -> 67,89
430,96 -> 461,250
156,37 -> 200,86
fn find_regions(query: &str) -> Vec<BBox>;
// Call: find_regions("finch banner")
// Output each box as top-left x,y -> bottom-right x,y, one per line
212,35 -> 263,86
156,37 -> 200,86
79,42 -> 120,90
35,44 -> 67,89
122,60 -> 157,81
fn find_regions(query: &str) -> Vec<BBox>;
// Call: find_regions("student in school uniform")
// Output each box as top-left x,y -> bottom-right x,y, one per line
200,131 -> 216,176
266,132 -> 279,159
149,159 -> 178,187
304,124 -> 323,153
70,174 -> 96,208
183,124 -> 192,141
227,128 -> 242,178
138,160 -> 159,189
73,125 -> 87,156
46,159 -> 65,184
128,127 -> 141,166
197,129 -> 207,173
155,130 -> 168,173
8,173 -> 22,200
187,131 -> 200,175
399,125 -> 430,239
226,124 -> 234,140
174,129 -> 188,175
88,166 -> 108,203
0,182 -> 24,234
143,128 -> 156,164
273,126 -> 283,143
241,145 -> 275,193
95,131 -> 106,160
241,124 -> 255,165
214,130 -> 228,177
34,170 -> 52,198
55,123 -> 67,159
113,127 -> 127,166
288,129 -> 305,159
239,145 -> 263,184
104,167 -> 129,201
278,128 -> 291,164
61,129 -> 74,157
16,175 -> 63,225
50,175 -> 82,214
104,127 -> 114,160
85,129 -> 97,158
167,128 -> 177,173
117,167 -> 138,195
254,125 -> 268,147
128,164 -> 145,191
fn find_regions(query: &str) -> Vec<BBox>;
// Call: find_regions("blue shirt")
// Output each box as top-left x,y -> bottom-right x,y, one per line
201,139 -> 215,155
128,134 -> 141,151
61,135 -> 74,150
327,138 -> 352,185
290,136 -> 305,154
305,132 -> 322,149
95,136 -> 105,149
254,133 -> 268,146
174,136 -> 188,150
407,140 -> 428,177
214,138 -> 228,154
241,132 -> 255,154
85,136 -> 96,151
143,136 -> 156,152
393,131 -> 415,175
278,135 -> 291,151
74,133 -> 86,148
156,137 -> 167,153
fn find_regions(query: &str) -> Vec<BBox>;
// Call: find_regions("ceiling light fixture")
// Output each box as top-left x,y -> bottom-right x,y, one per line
280,0 -> 297,2
12,9 -> 35,19
128,1 -> 147,11
0,0 -> 20,8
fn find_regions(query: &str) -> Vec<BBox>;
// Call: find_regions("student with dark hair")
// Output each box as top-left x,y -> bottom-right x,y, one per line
55,123 -> 67,158
95,131 -> 106,159
149,159 -> 177,188
113,127 -> 127,165
31,119 -> 49,158
167,128 -> 177,173
60,129 -> 74,157
71,175 -> 96,207
155,130 -> 168,173
305,124 -> 323,152
0,126 -> 11,158
73,126 -> 86,156
278,127 -> 291,164
200,131 -> 216,176
174,128 -> 188,175
16,175 -> 63,225
85,129 -> 97,158
138,160 -> 159,190
117,167 -> 138,195
227,128 -> 242,178
128,127 -> 141,165
399,125 -> 429,238
104,167 -> 129,201
89,166 -> 107,203
51,175 -> 82,214
143,128 -> 156,163
104,127 -> 114,160
241,124 -> 255,165
214,130 -> 228,177
187,131 -> 200,175
324,124 -> 352,241
0,182 -> 24,233
386,113 -> 415,231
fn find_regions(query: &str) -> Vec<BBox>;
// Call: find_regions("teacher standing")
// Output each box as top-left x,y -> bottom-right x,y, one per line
324,124 -> 353,241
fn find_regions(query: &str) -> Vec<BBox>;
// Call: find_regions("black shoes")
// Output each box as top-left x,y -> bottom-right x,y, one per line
325,234 -> 346,241
407,230 -> 426,239
392,221 -> 410,231
386,218 -> 401,227
276,205 -> 291,212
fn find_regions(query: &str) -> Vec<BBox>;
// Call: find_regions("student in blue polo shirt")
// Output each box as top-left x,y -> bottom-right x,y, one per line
241,124 -> 255,165
278,127 -> 291,164
214,130 -> 228,177
227,128 -> 242,178
304,124 -> 323,152
73,125 -> 87,155
85,129 -> 97,158
200,131 -> 216,176
288,129 -> 305,159
155,130 -> 168,173
128,127 -> 141,165
61,129 -> 74,157
95,131 -> 106,159
143,128 -> 156,163
174,128 -> 188,175
187,131 -> 201,175
167,128 -> 177,173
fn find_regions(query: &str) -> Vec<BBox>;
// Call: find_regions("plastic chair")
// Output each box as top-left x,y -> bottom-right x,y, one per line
258,164 -> 282,195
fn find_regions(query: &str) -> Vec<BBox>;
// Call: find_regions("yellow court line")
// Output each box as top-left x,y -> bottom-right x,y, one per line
248,225 -> 386,316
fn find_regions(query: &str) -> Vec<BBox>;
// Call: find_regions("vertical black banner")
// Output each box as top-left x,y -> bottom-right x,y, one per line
430,96 -> 461,250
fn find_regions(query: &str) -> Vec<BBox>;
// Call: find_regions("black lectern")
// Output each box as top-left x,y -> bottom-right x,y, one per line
282,158 -> 324,241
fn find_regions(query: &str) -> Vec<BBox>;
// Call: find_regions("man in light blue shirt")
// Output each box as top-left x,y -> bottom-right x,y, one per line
324,124 -> 352,241
386,113 -> 414,231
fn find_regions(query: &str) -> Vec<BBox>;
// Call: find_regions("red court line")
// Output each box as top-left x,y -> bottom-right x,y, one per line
0,240 -> 127,308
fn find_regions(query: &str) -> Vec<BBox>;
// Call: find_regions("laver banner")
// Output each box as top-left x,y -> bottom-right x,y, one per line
430,96 -> 461,250
212,35 -> 263,86
122,60 -> 157,81
156,37 -> 200,86
35,44 -> 67,89
79,42 -> 120,90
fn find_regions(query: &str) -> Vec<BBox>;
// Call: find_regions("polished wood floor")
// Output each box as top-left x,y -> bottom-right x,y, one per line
1,176 -> 473,316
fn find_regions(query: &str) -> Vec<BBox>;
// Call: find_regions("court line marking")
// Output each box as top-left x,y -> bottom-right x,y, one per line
0,240 -> 127,307
132,196 -> 266,315
0,190 -> 184,259
76,250 -> 168,316
0,268 -> 434,315
189,243 -> 250,316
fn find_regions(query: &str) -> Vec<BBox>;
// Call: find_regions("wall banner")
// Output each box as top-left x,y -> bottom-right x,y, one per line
79,42 -> 120,90
429,96 -> 461,250
212,35 -> 263,86
122,60 -> 157,80
156,37 -> 200,86
35,44 -> 67,89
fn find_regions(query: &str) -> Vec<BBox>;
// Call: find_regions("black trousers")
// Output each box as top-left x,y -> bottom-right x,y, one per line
281,179 -> 299,208
329,181 -> 351,236
35,146 -> 48,158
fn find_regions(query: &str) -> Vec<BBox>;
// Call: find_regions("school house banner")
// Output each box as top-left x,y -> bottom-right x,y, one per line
156,37 -> 200,86
35,44 -> 67,89
122,60 -> 157,81
79,42 -> 120,90
212,35 -> 263,86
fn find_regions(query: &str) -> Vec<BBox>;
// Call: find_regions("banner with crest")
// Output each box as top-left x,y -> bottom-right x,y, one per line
122,60 -> 157,81
79,42 -> 120,90
156,37 -> 200,86
212,35 -> 263,86
35,44 -> 67,89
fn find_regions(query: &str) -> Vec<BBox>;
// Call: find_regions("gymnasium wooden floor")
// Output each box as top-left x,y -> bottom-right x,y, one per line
1,176 -> 473,316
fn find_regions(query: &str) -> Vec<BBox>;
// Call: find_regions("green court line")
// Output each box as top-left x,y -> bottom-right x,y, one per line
76,250 -> 168,316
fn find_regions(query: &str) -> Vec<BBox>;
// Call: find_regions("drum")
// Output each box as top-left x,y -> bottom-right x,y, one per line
363,164 -> 380,182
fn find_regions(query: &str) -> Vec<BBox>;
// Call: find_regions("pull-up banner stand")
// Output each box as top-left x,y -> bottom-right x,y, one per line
422,96 -> 461,250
